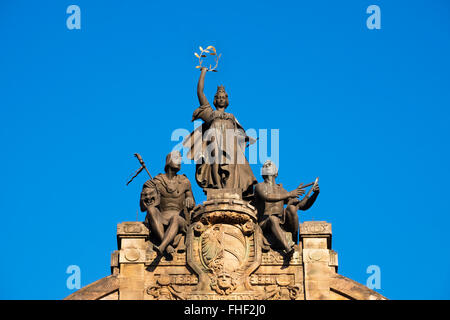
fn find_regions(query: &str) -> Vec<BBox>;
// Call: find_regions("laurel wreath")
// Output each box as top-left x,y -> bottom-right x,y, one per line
194,45 -> 221,72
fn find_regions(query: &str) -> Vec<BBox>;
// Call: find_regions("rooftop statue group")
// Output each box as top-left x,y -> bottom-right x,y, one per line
63,46 -> 388,302
136,62 -> 320,259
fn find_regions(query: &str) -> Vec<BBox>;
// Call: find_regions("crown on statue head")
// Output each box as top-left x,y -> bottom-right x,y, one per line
216,85 -> 226,94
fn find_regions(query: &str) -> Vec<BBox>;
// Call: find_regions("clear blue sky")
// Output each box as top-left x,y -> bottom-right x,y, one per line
1,0 -> 449,300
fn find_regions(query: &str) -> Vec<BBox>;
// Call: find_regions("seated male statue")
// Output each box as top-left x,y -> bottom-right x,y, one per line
140,151 -> 195,257
255,160 -> 320,256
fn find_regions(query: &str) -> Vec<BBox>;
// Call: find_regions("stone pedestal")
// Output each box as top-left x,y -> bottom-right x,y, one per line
65,192 -> 387,300
300,221 -> 335,300
112,191 -> 336,300
116,222 -> 148,300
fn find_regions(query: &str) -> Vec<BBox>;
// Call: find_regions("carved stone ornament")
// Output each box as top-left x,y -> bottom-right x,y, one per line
186,196 -> 262,296
146,275 -> 186,300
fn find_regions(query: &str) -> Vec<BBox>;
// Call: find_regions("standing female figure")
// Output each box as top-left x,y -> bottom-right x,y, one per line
184,67 -> 257,197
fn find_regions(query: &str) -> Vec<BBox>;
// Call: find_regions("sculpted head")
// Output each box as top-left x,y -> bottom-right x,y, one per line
213,85 -> 229,109
165,150 -> 182,172
261,160 -> 278,179
211,271 -> 237,294
217,272 -> 232,289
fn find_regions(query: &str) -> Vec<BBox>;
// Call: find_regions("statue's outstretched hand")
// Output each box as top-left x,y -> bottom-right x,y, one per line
312,183 -> 320,193
289,183 -> 305,198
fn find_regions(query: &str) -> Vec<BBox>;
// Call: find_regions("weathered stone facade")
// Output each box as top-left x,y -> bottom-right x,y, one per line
65,191 -> 386,300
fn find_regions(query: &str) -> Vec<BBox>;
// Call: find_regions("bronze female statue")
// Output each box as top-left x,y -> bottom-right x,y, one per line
184,67 -> 257,197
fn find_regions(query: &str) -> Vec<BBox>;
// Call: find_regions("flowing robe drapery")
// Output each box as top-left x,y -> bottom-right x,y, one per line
183,103 -> 257,195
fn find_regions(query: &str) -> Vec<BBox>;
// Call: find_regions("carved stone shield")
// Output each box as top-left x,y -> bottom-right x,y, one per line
186,198 -> 262,296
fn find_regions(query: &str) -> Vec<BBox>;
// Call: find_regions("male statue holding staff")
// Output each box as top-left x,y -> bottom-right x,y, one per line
140,151 -> 195,257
